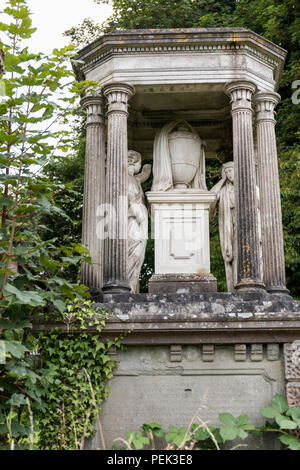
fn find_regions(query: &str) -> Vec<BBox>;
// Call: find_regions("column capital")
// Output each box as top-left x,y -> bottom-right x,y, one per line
80,94 -> 104,126
103,83 -> 135,115
224,80 -> 257,112
254,91 -> 281,122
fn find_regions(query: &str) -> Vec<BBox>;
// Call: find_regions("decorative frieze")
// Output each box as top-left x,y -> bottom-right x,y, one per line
170,345 -> 182,362
284,342 -> 300,407
251,344 -> 263,362
234,344 -> 247,362
81,43 -> 279,74
202,344 -> 215,362
267,344 -> 280,361
108,346 -> 119,363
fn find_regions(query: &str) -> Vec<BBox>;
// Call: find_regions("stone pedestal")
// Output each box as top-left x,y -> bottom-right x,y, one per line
147,190 -> 217,293
76,292 -> 300,451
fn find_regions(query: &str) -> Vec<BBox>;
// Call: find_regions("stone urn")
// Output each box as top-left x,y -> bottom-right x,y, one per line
168,126 -> 202,189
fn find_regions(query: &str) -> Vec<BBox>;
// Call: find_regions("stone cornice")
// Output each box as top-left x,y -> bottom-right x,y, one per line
73,28 -> 287,89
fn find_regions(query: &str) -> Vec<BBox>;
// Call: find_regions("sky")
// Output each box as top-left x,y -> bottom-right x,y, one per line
25,0 -> 113,52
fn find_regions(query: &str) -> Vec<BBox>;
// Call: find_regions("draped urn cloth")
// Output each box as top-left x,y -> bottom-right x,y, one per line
151,120 -> 207,192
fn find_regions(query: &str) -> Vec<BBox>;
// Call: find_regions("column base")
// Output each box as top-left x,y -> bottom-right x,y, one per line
235,281 -> 265,291
267,286 -> 291,296
148,273 -> 217,294
102,280 -> 131,294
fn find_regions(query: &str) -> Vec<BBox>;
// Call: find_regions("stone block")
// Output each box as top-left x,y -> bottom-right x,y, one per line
86,345 -> 285,450
148,273 -> 217,294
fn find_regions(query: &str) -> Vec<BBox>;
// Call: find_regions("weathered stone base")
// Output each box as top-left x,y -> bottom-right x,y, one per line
86,343 -> 285,450
33,292 -> 300,450
148,273 -> 217,293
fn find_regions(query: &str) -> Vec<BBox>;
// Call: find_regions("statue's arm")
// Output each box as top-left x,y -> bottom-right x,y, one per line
209,178 -> 224,220
210,178 -> 225,197
136,164 -> 151,183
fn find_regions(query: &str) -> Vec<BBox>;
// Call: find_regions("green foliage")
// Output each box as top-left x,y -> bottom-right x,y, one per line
36,299 -> 123,450
116,394 -> 300,450
0,0 -> 97,449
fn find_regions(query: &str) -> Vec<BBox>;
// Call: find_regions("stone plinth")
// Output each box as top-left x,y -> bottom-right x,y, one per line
148,273 -> 217,294
146,190 -> 216,292
33,293 -> 300,450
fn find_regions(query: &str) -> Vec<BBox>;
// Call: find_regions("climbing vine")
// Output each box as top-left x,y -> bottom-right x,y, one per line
36,299 -> 123,450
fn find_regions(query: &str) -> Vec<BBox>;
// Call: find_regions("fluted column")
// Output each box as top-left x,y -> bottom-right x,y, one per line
254,91 -> 289,294
102,83 -> 135,292
224,81 -> 264,290
80,94 -> 106,292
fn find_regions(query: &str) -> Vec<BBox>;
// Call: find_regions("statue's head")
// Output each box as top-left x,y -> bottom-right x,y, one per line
222,161 -> 234,183
128,150 -> 141,176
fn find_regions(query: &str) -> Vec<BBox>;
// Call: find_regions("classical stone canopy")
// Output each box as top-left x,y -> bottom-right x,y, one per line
74,28 -> 286,160
67,28 -> 300,449
74,27 -> 288,295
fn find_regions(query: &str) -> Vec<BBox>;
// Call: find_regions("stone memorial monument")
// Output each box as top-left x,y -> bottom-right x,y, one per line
147,119 -> 217,293
71,28 -> 300,449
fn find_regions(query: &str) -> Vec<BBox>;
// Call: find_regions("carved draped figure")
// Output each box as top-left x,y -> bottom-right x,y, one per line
127,151 -> 151,293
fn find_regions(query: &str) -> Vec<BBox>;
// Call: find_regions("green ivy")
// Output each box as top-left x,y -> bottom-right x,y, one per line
36,299 -> 123,450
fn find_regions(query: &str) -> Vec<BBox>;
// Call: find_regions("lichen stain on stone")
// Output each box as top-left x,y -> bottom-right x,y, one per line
238,312 -> 253,319
231,32 -> 241,42
117,313 -> 130,321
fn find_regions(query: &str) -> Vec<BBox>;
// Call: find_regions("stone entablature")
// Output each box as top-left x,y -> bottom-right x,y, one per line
74,28 -> 286,91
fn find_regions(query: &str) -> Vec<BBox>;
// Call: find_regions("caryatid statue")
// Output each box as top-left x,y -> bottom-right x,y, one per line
210,162 -> 237,292
128,150 -> 151,293
151,120 -> 207,191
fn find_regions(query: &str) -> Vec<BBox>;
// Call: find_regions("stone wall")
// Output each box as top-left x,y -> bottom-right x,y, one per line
86,343 -> 284,450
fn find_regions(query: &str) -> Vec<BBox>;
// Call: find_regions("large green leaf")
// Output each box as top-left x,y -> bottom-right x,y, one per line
219,412 -> 236,426
4,283 -> 45,306
271,395 -> 289,414
5,340 -> 28,359
275,415 -> 298,430
220,426 -> 239,441
280,434 -> 300,450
